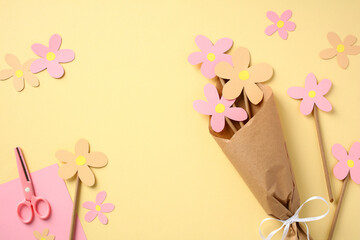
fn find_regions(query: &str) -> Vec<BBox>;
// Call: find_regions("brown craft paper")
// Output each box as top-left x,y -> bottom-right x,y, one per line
211,83 -> 309,240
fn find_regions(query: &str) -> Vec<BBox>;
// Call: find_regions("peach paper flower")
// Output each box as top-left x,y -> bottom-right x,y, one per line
265,10 -> 296,40
332,142 -> 360,184
33,228 -> 55,240
319,32 -> 360,69
0,54 -> 38,91
214,47 -> 273,104
83,191 -> 115,224
56,139 -> 108,186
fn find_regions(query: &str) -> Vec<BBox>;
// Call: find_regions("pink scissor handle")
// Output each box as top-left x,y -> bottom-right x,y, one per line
32,196 -> 51,220
17,201 -> 33,224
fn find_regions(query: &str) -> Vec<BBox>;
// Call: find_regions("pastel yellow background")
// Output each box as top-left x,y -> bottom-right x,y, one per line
0,0 -> 359,239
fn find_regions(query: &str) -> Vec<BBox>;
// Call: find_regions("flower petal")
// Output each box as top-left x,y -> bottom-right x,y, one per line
195,35 -> 213,52
345,45 -> 360,55
210,114 -> 225,133
315,96 -> 332,112
75,139 -> 90,155
55,150 -> 75,163
86,152 -> 108,168
300,97 -> 315,115
214,61 -> 234,80
225,107 -> 247,121
332,144 -> 348,162
278,28 -> 288,40
333,161 -> 349,181
13,76 -> 24,92
349,142 -> 360,160
193,100 -> 213,115
222,79 -> 244,100
82,201 -> 96,210
284,21 -> 296,31
265,24 -> 278,36
46,61 -> 65,78
316,79 -> 331,95
23,71 -> 39,87
5,54 -> 21,68
0,69 -> 14,80
350,162 -> 360,184
49,34 -> 62,51
98,212 -> 108,224
287,87 -> 305,99
327,32 -> 342,48
280,10 -> 292,21
58,162 -> 77,180
248,63 -> 273,83
304,73 -> 318,91
33,230 -> 42,239
78,165 -> 95,186
319,48 -> 337,60
84,210 -> 98,222
23,59 -> 36,70
188,52 -> 204,65
57,49 -> 75,63
214,38 -> 233,53
266,11 -> 280,23
232,47 -> 250,69
42,228 -> 49,236
30,59 -> 48,74
101,203 -> 115,213
337,53 -> 349,69
200,61 -> 216,79
96,191 -> 107,205
343,35 -> 357,46
244,82 -> 263,104
46,236 -> 55,240
204,83 -> 220,103
31,44 -> 49,58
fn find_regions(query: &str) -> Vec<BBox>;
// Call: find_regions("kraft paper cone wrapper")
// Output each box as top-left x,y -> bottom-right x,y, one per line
211,84 -> 309,240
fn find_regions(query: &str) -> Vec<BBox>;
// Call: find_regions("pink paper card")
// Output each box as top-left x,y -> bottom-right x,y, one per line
0,164 -> 87,239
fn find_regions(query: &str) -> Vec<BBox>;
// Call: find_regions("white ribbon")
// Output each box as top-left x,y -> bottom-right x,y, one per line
259,196 -> 329,240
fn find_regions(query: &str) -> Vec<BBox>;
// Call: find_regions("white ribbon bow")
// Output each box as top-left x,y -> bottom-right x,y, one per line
259,196 -> 329,240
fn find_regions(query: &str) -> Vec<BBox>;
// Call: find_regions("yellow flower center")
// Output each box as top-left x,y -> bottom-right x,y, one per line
308,90 -> 316,98
96,205 -> 101,211
207,53 -> 216,62
215,103 -> 225,113
336,44 -> 345,53
277,20 -> 284,28
15,70 -> 23,78
40,238 -> 46,240
238,70 -> 249,80
75,155 -> 86,166
347,160 -> 354,168
46,52 -> 56,61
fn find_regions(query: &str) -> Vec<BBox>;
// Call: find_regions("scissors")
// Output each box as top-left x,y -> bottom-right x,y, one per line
15,147 -> 51,223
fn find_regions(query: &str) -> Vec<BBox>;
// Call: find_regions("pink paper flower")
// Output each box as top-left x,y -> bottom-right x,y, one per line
83,191 -> 115,224
265,10 -> 296,40
193,83 -> 247,132
287,73 -> 332,115
332,142 -> 360,184
188,35 -> 233,79
30,34 -> 75,78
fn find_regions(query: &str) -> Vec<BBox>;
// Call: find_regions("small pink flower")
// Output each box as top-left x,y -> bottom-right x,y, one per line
30,34 -> 75,78
193,83 -> 247,132
332,142 -> 360,184
83,191 -> 115,224
287,73 -> 332,115
265,10 -> 296,40
188,35 -> 233,79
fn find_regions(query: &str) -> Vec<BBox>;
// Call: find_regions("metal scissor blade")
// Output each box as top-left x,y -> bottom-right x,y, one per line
15,147 -> 30,182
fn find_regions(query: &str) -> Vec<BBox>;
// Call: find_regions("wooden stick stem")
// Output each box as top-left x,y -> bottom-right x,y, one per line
243,91 -> 251,119
69,176 -> 81,240
314,106 -> 334,203
328,175 -> 350,240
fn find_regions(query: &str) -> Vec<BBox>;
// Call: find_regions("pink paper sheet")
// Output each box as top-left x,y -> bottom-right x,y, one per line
0,164 -> 87,239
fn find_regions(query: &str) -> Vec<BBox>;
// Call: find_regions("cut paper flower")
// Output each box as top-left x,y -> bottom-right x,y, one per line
319,32 -> 360,69
214,47 -> 273,103
193,83 -> 247,132
33,228 -> 55,240
188,35 -> 233,79
83,191 -> 115,225
265,10 -> 296,40
30,34 -> 75,78
0,54 -> 38,91
332,142 -> 360,184
56,139 -> 108,186
287,73 -> 332,116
